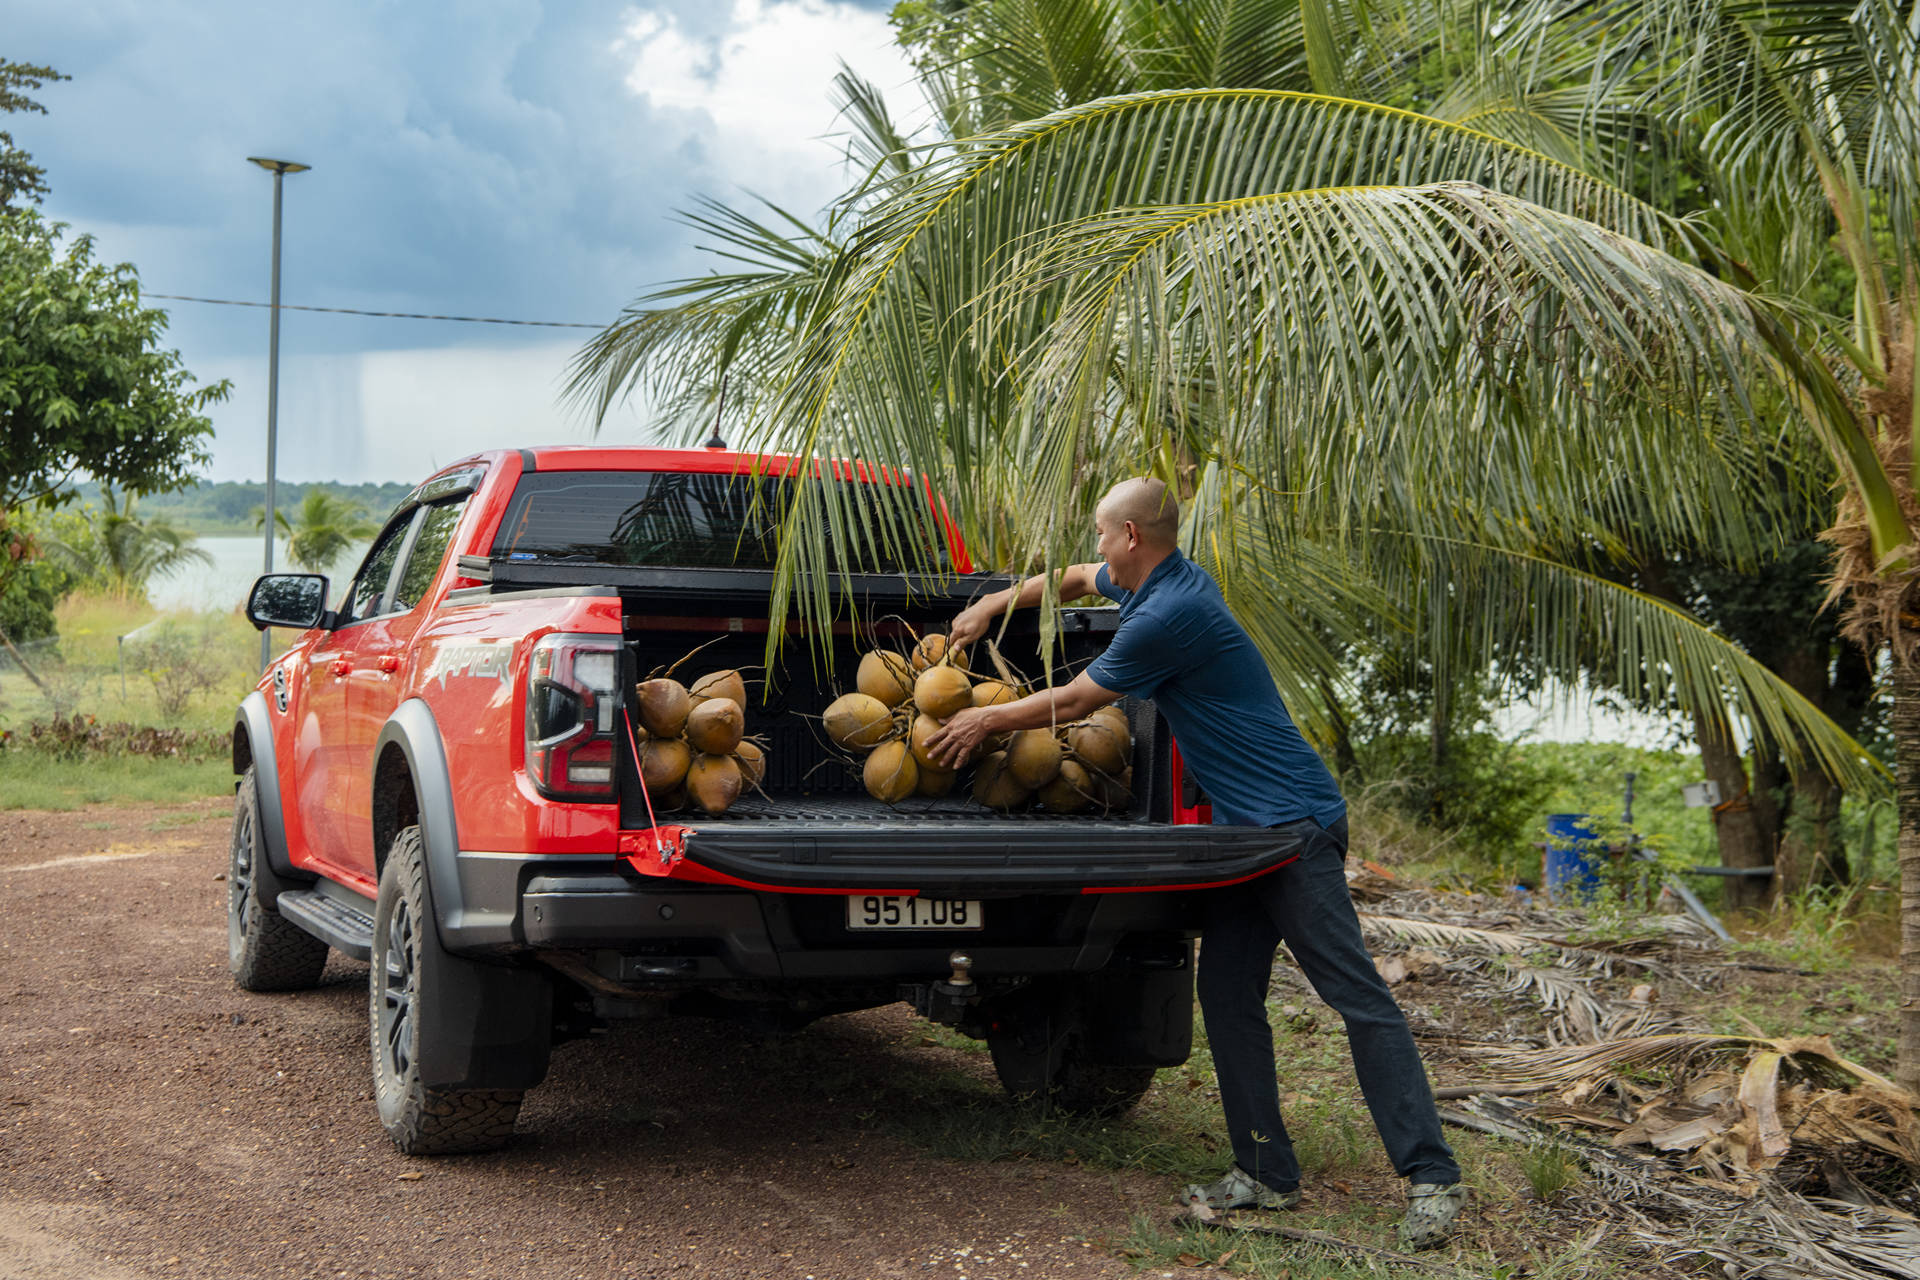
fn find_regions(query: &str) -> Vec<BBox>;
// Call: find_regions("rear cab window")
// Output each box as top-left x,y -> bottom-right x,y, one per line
490,471 -> 951,573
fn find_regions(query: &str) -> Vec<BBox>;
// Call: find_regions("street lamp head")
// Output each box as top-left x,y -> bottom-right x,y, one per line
248,157 -> 311,175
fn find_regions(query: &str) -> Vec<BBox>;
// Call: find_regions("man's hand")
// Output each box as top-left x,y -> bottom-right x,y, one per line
925,705 -> 995,769
948,601 -> 995,651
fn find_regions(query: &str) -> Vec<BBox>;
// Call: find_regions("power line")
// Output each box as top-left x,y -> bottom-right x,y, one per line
143,293 -> 600,329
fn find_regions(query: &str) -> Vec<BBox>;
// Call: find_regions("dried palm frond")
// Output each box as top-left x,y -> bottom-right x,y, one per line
1361,912 -> 1666,974
1491,960 -> 1609,1045
1687,1190 -> 1920,1280
1463,1032 -> 1913,1101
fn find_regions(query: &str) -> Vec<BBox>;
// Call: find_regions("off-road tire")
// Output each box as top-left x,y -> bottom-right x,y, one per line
987,1026 -> 1157,1119
369,826 -> 522,1155
228,767 -> 329,991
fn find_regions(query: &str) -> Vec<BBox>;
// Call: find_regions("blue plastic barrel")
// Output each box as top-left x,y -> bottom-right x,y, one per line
1543,813 -> 1600,902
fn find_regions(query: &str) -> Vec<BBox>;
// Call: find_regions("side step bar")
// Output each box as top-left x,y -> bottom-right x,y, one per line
276,889 -> 375,961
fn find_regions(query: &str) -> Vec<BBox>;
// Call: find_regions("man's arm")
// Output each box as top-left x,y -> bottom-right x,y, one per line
924,669 -> 1119,769
948,563 -> 1104,650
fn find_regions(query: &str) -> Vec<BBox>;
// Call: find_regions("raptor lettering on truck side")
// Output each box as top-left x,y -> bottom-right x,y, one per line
422,639 -> 513,690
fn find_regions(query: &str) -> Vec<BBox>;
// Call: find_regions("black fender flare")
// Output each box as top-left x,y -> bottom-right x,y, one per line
372,700 -> 471,943
234,692 -> 313,905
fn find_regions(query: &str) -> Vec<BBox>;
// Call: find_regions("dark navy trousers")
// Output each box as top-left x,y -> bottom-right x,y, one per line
1195,816 -> 1460,1191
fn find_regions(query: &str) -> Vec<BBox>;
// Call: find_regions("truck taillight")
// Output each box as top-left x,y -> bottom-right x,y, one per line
526,634 -> 623,800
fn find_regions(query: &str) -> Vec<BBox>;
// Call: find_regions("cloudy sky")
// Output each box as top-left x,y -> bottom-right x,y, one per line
10,0 -> 919,483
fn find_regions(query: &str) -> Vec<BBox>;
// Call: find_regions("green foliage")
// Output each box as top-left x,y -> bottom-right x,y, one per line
37,489 -> 211,603
0,553 -> 72,642
0,59 -> 65,209
1521,1137 -> 1582,1201
0,209 -> 226,515
253,489 -> 376,574
1345,673 -> 1558,858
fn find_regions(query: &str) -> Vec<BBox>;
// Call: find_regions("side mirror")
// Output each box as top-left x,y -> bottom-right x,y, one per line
246,574 -> 331,631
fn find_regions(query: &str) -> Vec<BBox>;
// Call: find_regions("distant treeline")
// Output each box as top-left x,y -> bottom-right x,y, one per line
75,481 -> 414,534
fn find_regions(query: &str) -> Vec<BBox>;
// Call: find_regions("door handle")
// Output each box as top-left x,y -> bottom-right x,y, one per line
376,654 -> 402,674
330,658 -> 352,677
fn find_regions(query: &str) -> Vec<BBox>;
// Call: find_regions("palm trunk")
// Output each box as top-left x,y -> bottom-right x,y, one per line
1695,715 -> 1778,914
1897,661 -> 1920,1094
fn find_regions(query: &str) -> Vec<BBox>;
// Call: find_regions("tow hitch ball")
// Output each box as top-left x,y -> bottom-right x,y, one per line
922,950 -> 976,1025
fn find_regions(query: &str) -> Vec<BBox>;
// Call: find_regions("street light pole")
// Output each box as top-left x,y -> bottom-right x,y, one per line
248,156 -> 310,672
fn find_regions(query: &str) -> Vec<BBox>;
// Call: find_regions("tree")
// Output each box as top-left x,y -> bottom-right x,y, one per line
39,488 -> 211,603
576,3 -> 1913,1076
0,209 -> 224,516
0,208 -> 227,685
0,59 -> 65,209
254,490 -> 375,574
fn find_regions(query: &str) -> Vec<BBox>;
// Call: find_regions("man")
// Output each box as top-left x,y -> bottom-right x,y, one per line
927,477 -> 1465,1250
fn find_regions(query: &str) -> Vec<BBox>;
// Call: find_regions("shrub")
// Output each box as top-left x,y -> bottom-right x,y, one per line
1,713 -> 226,762
128,618 -> 237,717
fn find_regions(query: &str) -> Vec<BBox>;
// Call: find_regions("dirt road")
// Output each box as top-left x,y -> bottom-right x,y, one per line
0,800 -> 1158,1280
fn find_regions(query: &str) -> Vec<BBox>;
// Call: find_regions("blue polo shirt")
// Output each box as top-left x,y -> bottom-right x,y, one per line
1086,550 -> 1346,829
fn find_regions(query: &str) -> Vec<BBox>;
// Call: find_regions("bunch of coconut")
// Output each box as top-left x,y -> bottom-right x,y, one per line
821,632 -> 1133,815
820,633 -> 1021,805
632,668 -> 767,815
973,704 -> 1134,814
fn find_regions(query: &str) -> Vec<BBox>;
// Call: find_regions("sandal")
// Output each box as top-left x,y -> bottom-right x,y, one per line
1397,1182 -> 1465,1249
1182,1165 -> 1302,1211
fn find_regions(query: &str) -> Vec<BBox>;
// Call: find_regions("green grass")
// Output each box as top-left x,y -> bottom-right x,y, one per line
0,752 -> 233,810
0,591 -> 263,735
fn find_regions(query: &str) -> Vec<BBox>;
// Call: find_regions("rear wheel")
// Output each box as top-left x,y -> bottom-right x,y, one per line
370,826 -> 523,1154
228,767 -> 328,992
986,991 -> 1157,1118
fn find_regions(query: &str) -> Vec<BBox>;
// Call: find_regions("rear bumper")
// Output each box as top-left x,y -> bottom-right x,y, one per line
445,852 -> 1208,986
669,821 -> 1300,893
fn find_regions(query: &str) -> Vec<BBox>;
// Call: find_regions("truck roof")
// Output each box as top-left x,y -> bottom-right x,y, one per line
437,445 -> 893,480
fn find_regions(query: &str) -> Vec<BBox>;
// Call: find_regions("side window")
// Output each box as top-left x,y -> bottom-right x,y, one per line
347,515 -> 415,622
391,498 -> 468,612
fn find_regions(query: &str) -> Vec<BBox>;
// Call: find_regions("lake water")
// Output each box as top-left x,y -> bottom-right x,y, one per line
151,535 -> 370,613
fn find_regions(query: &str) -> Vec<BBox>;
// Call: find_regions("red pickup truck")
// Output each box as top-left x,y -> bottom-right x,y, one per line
231,446 -> 1293,1154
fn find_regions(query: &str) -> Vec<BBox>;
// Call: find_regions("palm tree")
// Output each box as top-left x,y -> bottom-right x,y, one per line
41,488 -> 211,602
574,2 -> 1917,1078
254,490 -> 375,575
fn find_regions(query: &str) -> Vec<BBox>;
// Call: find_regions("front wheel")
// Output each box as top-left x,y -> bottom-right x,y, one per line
369,826 -> 523,1155
228,767 -> 328,992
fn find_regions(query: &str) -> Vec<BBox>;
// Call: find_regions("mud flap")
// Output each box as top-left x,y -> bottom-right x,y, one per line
413,949 -> 555,1091
1081,954 -> 1195,1068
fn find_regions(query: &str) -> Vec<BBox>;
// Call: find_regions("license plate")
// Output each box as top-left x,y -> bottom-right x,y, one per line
845,895 -> 983,930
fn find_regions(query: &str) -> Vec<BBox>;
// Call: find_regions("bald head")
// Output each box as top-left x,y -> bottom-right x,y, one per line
1098,477 -> 1180,549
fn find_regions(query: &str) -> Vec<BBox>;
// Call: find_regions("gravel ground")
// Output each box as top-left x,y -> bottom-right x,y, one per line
0,798 -> 1159,1280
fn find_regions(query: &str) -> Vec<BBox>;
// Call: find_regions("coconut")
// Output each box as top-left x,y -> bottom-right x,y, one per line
690,668 -> 747,710
1094,767 -> 1134,812
863,739 -> 919,804
911,633 -> 969,673
970,679 -> 1020,709
733,740 -> 766,787
686,753 -> 743,815
656,784 -> 687,812
907,713 -> 954,771
823,692 -> 895,751
971,750 -> 1031,811
1005,728 -> 1063,789
640,737 -> 692,795
636,678 -> 692,738
1089,704 -> 1131,739
1067,720 -> 1129,776
684,697 -> 745,755
856,650 -> 915,708
915,766 -> 957,798
1038,759 -> 1094,813
913,665 -> 974,719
